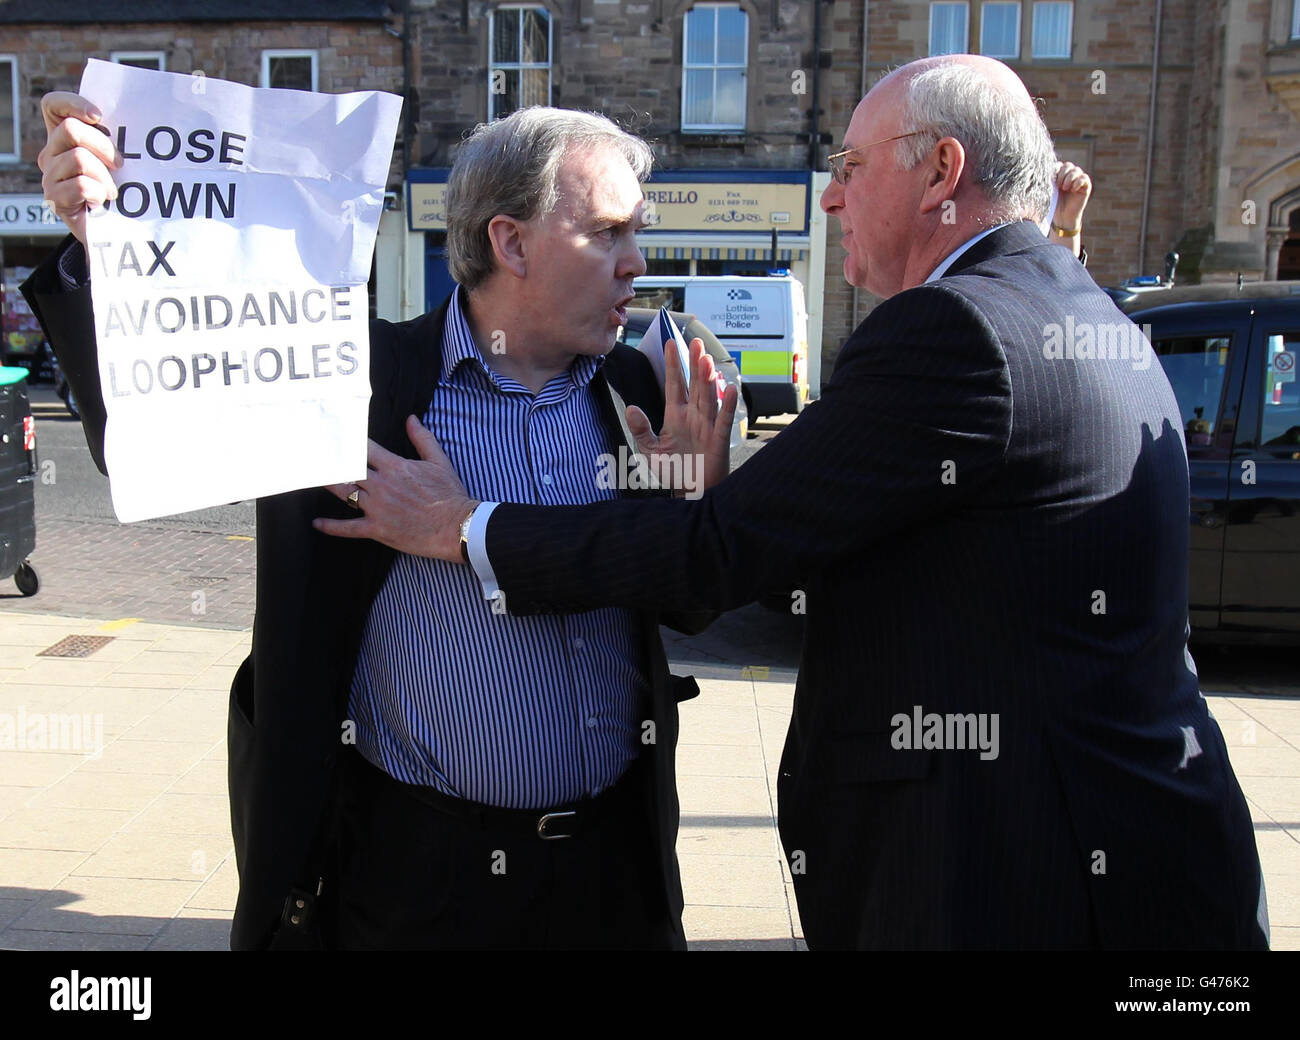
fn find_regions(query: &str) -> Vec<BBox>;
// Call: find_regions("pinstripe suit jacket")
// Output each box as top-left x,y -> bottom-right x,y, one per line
22,242 -> 699,950
483,221 -> 1268,949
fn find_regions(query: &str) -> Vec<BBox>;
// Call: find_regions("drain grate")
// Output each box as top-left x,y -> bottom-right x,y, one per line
38,635 -> 115,659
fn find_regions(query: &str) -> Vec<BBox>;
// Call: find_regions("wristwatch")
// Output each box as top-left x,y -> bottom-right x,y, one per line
458,500 -> 480,563
1051,221 -> 1081,238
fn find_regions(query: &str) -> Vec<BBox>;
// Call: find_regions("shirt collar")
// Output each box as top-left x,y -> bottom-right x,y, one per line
924,223 -> 1009,284
439,285 -> 604,394
568,352 -> 604,390
438,285 -> 486,385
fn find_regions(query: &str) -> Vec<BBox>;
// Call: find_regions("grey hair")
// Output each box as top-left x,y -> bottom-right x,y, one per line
446,106 -> 654,290
894,63 -> 1055,224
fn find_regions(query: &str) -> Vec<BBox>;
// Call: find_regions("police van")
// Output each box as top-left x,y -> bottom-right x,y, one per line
632,275 -> 810,418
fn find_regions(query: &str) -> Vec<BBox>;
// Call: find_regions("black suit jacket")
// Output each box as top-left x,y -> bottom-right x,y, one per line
482,221 -> 1268,950
22,239 -> 701,950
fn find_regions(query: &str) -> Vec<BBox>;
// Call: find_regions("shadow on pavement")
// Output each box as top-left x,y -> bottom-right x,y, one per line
661,602 -> 804,677
0,886 -> 230,951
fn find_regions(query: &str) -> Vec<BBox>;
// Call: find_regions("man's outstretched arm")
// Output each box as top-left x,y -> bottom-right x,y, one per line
20,92 -> 123,475
23,239 -> 109,474
465,284 -> 1014,617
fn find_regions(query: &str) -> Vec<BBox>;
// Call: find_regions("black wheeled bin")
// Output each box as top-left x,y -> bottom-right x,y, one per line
0,366 -> 38,596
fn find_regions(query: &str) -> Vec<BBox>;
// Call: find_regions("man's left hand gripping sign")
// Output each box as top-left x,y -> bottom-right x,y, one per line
80,58 -> 401,522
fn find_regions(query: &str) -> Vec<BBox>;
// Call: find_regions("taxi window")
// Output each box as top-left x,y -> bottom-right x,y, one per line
1260,331 -> 1300,453
619,325 -> 646,349
1153,334 -> 1231,448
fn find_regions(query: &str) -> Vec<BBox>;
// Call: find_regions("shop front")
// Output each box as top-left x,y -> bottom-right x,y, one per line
633,170 -> 827,394
405,168 -> 828,391
0,195 -> 66,379
406,170 -> 453,314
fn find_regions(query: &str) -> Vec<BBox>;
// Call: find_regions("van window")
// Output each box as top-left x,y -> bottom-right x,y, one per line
686,282 -> 790,338
1259,331 -> 1300,453
1153,334 -> 1232,448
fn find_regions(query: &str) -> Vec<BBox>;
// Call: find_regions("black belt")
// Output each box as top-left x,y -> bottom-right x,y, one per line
343,747 -> 645,841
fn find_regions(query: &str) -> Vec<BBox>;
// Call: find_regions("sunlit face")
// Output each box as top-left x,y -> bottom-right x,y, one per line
819,87 -> 921,298
519,144 -> 649,357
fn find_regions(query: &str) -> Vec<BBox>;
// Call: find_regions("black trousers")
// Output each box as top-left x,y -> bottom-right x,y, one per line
324,748 -> 680,950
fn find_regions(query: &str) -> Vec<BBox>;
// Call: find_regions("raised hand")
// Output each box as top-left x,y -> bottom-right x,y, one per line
37,92 -> 120,245
625,336 -> 738,499
1052,160 -> 1092,232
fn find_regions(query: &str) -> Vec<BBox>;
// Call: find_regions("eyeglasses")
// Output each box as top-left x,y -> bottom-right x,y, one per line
827,131 -> 927,185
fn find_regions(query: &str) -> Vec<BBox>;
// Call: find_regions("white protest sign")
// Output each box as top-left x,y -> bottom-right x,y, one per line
80,59 -> 401,522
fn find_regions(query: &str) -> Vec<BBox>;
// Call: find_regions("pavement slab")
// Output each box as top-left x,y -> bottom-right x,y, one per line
0,608 -> 1296,953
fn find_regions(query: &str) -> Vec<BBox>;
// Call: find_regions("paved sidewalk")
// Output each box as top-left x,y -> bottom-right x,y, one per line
0,609 -> 1296,950
0,518 -> 256,631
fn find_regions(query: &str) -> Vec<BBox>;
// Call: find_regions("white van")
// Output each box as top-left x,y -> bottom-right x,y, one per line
632,275 -> 810,418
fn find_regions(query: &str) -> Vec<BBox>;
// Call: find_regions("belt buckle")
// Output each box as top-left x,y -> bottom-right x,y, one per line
537,810 -> 576,840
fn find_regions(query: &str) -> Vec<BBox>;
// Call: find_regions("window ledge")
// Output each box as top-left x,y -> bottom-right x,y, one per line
678,131 -> 746,145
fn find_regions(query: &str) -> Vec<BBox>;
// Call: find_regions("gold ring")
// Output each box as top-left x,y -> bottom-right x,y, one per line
347,488 -> 360,508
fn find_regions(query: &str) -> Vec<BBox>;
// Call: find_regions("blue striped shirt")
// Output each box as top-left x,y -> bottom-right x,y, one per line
347,287 -> 647,808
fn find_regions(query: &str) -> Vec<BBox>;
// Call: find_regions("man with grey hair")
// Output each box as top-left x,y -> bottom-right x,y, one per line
27,97 -> 735,950
407,55 -> 1269,950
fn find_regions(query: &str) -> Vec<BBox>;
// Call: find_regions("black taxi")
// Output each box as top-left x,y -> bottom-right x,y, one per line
1115,281 -> 1300,643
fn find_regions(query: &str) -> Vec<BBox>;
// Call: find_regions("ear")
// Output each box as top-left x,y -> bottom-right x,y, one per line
917,136 -> 966,216
486,214 -> 528,279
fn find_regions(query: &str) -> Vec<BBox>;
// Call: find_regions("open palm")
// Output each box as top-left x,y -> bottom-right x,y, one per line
625,337 -> 739,498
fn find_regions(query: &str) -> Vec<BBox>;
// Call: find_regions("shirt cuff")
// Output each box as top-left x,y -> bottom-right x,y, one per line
57,239 -> 90,290
466,501 -> 501,601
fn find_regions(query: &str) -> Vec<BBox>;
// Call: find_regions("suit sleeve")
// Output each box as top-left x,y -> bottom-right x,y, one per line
486,284 -> 1014,615
19,235 -> 110,475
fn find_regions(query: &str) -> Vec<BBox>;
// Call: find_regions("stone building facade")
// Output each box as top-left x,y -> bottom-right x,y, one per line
824,0 -> 1300,367
3,2 -> 1297,391
0,5 -> 404,190
403,1 -> 838,391
0,2 -> 403,369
